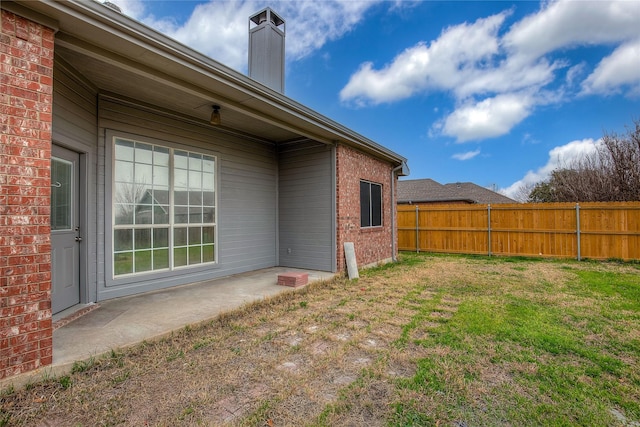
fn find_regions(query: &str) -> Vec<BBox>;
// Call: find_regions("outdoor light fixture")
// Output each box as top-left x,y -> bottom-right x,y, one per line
210,105 -> 221,125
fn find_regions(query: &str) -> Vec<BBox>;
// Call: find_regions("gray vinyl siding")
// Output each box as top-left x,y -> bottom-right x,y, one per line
52,59 -> 99,304
97,97 -> 278,300
278,142 -> 333,271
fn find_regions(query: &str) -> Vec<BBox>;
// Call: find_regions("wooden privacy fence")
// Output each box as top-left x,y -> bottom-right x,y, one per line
397,202 -> 640,261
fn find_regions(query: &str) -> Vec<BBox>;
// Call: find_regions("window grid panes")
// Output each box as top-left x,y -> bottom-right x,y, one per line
113,138 -> 216,277
360,181 -> 383,228
173,150 -> 216,267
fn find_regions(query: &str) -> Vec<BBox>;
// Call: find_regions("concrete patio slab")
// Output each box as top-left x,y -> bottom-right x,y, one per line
53,267 -> 335,366
0,267 -> 335,390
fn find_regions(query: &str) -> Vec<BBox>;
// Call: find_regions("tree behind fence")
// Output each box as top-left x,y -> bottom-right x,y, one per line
397,202 -> 640,261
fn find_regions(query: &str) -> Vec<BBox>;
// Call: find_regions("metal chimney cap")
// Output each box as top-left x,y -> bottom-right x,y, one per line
250,8 -> 284,28
102,1 -> 122,13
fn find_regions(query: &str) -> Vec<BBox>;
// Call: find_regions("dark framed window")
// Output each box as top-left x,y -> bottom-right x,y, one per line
360,180 -> 382,228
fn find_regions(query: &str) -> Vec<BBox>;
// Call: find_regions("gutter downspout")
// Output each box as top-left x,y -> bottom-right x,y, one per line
390,162 -> 408,262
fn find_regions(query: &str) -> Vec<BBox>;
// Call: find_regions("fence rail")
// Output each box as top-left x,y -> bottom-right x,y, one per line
397,202 -> 640,260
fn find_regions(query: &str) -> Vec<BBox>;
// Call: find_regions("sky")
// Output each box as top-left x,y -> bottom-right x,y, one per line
113,0 -> 640,200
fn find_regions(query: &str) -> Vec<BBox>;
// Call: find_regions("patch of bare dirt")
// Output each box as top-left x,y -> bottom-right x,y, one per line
2,254 -> 638,426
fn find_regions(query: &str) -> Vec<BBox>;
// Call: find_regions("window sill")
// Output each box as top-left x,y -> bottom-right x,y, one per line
360,226 -> 384,233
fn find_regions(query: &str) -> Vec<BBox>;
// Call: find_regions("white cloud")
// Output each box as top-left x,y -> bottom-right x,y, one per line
521,132 -> 541,145
441,93 -> 534,142
121,0 -> 382,72
280,1 -> 376,61
163,1 -> 257,71
581,39 -> 640,97
503,0 -> 640,59
454,55 -> 559,100
565,62 -> 586,87
452,149 -> 480,161
340,0 -> 640,142
339,12 -> 510,106
501,138 -> 600,199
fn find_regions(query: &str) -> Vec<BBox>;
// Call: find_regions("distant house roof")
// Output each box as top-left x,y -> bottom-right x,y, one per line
442,182 -> 517,204
397,179 -> 470,203
397,179 -> 516,204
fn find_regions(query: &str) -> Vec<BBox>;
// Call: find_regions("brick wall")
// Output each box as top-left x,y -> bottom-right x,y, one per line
335,144 -> 396,271
0,9 -> 54,380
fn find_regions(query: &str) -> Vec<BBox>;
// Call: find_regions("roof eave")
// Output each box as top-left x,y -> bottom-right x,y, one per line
4,0 -> 406,166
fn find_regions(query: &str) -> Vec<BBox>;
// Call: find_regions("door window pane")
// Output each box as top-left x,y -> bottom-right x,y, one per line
51,158 -> 72,231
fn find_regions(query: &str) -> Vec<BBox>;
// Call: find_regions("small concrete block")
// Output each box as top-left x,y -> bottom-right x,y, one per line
277,272 -> 309,287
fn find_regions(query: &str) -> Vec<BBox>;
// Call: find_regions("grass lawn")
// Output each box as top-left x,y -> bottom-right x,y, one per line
2,253 -> 639,426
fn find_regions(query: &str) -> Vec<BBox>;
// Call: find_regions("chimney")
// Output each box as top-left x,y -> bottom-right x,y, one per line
249,8 -> 285,93
102,1 -> 122,13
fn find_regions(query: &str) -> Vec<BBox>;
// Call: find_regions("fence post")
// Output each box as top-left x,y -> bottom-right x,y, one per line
487,204 -> 492,257
415,205 -> 420,253
576,203 -> 581,261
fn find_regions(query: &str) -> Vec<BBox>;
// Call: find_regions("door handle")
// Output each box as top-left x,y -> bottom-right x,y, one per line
75,236 -> 83,242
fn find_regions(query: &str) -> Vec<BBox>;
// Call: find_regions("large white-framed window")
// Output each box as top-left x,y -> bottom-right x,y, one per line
360,180 -> 382,228
112,136 -> 217,277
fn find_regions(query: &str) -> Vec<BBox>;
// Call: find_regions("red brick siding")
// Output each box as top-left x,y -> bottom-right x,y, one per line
335,144 -> 396,271
1,10 -> 54,380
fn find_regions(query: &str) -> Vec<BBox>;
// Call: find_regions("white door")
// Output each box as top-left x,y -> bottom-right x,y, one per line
51,145 -> 80,314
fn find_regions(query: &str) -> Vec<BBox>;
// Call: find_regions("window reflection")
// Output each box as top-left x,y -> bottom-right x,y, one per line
113,138 -> 216,277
